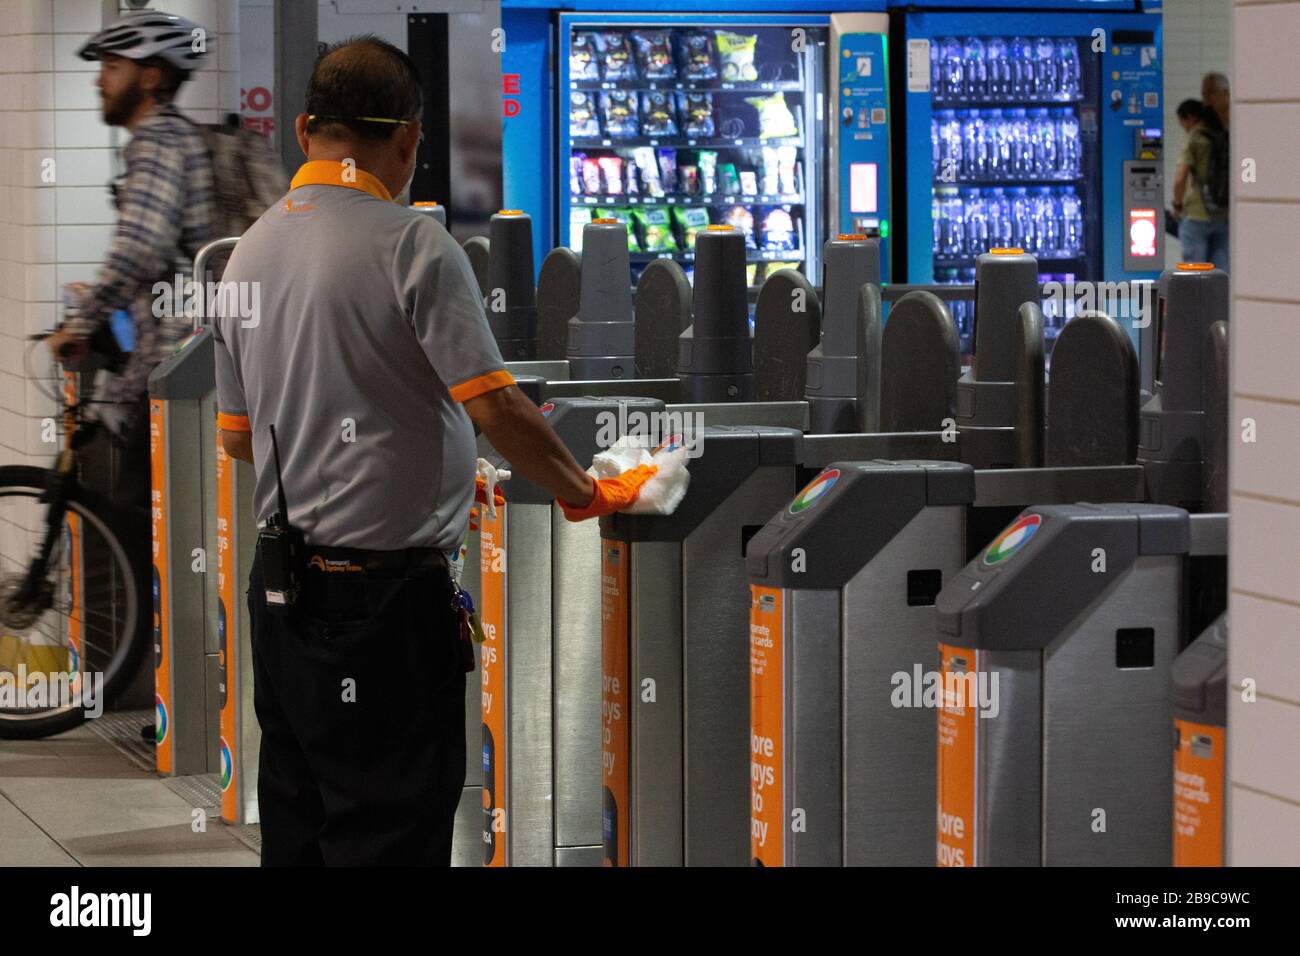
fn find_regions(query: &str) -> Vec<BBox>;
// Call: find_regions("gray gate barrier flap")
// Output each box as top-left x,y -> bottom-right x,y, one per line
485,210 -> 537,361
935,503 -> 1195,866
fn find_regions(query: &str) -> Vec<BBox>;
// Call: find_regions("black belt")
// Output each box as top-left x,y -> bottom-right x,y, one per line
303,545 -> 449,574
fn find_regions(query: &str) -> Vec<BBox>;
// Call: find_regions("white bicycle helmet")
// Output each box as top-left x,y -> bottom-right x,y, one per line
77,10 -> 210,73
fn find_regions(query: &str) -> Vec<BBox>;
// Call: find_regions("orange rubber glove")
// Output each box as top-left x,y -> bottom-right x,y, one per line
468,475 -> 507,532
558,464 -> 658,522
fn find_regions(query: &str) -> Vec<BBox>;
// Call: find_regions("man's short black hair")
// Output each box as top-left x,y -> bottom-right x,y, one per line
305,35 -> 423,142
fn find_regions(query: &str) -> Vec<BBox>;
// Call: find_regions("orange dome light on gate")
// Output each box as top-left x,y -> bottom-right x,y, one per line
706,224 -> 735,231
498,209 -> 524,216
593,217 -> 621,224
837,233 -> 868,241
412,201 -> 439,207
989,247 -> 1025,255
1177,262 -> 1215,271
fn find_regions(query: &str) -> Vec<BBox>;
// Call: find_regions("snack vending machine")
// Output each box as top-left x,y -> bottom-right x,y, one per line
559,13 -> 831,290
898,4 -> 1164,354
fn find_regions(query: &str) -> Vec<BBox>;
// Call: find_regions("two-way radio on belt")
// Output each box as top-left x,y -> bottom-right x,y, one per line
256,423 -> 303,611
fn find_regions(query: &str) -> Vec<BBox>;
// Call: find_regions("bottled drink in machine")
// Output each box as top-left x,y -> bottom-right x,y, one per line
963,36 -> 987,100
928,34 -> 1088,272
986,37 -> 1011,99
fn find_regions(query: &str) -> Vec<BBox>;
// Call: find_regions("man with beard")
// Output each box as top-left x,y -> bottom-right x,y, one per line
47,11 -> 215,656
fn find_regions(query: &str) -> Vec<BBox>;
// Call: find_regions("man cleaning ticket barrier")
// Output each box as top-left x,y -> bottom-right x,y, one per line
1172,613 -> 1228,866
933,503 -> 1228,866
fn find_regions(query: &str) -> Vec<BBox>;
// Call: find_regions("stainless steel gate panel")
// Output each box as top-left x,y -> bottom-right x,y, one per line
842,504 -> 966,865
551,509 -> 604,852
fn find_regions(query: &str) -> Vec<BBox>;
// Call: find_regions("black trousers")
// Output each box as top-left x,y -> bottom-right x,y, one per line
248,552 -> 467,866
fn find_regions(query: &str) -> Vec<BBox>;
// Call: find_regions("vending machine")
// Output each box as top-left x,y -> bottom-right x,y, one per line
502,2 -> 893,289
895,2 -> 1164,352
559,12 -> 829,291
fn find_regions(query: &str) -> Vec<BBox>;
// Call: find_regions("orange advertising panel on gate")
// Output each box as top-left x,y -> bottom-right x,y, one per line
61,374 -> 84,697
937,644 -> 978,867
1174,719 -> 1225,867
479,505 -> 508,866
750,586 -> 783,866
215,437 -> 237,821
150,400 -> 171,772
600,540 -> 629,867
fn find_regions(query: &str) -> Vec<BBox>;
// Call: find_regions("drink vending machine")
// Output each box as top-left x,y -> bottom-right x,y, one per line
898,2 -> 1165,353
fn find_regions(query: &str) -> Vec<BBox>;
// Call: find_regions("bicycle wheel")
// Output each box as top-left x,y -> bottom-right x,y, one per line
0,466 -> 147,739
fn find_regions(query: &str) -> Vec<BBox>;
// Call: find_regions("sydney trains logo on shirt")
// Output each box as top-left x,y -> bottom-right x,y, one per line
539,402 -> 556,418
984,514 -> 1042,565
219,738 -> 233,791
790,468 -> 840,514
155,695 -> 168,746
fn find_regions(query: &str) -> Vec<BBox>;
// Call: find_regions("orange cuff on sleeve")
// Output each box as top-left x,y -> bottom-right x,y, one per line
449,369 -> 516,402
217,412 -> 251,432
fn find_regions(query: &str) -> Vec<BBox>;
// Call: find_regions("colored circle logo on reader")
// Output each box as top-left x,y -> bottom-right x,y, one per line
983,513 -> 1042,565
155,695 -> 168,746
652,434 -> 683,455
539,402 -> 556,418
219,738 -> 233,790
790,468 -> 840,514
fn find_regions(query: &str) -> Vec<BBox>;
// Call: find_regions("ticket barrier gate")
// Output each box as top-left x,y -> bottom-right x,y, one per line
595,239 -> 1057,866
742,302 -> 1148,866
1172,613 -> 1228,866
147,328 -> 219,775
452,220 -> 703,864
600,424 -> 806,867
212,428 -> 259,824
453,221 -> 792,865
478,395 -> 664,867
934,504 -> 1228,866
468,229 -> 850,867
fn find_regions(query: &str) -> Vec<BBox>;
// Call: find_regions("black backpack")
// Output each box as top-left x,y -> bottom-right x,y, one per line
1198,126 -> 1230,215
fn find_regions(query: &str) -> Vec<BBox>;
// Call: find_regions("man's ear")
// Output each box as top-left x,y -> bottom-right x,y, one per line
402,120 -> 422,163
139,62 -> 164,99
295,114 -> 311,157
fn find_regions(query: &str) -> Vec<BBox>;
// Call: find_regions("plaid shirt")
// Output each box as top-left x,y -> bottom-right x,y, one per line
66,102 -> 214,404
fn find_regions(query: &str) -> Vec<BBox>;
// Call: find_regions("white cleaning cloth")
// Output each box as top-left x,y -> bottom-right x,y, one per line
588,435 -> 691,515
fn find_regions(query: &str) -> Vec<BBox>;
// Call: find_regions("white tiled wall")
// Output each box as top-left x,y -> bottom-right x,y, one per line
1228,0 -> 1300,867
0,0 -> 238,474
1162,0 -> 1233,265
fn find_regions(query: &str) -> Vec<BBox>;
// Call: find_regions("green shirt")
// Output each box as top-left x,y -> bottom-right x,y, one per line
1178,126 -> 1227,222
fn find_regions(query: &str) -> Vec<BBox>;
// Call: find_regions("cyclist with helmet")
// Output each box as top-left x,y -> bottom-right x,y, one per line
48,11 -> 215,614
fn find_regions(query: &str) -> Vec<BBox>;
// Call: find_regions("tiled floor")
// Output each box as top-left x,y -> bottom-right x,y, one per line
0,719 -> 259,867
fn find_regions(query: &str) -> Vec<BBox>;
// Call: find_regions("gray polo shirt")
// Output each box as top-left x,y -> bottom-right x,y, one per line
212,160 -> 514,551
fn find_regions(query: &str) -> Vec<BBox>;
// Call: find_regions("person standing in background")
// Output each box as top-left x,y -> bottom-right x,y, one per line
1201,72 -> 1231,129
1172,98 -> 1229,273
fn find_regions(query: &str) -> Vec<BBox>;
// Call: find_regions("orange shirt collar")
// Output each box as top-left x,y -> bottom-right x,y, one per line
290,160 -> 393,202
